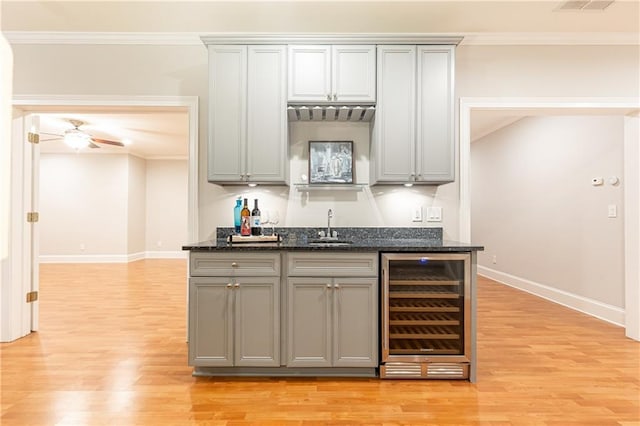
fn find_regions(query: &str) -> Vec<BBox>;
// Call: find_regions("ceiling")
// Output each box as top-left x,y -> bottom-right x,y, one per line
37,109 -> 189,159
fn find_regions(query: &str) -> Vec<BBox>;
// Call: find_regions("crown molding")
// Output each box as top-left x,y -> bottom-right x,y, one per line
3,31 -> 638,46
3,31 -> 203,45
460,32 -> 640,46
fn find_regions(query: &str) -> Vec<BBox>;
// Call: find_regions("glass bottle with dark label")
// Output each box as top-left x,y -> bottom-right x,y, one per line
251,199 -> 261,236
240,198 -> 251,236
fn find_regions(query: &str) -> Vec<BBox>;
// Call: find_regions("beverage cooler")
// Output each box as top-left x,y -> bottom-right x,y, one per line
380,253 -> 473,380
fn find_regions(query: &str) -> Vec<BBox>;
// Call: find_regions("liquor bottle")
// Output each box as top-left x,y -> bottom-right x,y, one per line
251,199 -> 262,236
240,198 -> 251,236
233,197 -> 242,234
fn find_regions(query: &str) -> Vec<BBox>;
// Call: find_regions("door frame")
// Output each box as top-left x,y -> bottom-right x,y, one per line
1,95 -> 198,343
459,97 -> 640,341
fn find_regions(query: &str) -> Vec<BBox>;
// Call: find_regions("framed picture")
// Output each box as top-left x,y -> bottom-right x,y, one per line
308,141 -> 354,184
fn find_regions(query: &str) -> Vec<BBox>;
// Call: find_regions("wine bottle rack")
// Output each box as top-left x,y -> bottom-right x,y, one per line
381,253 -> 472,378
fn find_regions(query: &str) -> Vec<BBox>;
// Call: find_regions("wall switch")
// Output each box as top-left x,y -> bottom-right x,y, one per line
608,204 -> 617,218
412,206 -> 423,222
426,207 -> 442,222
492,255 -> 497,264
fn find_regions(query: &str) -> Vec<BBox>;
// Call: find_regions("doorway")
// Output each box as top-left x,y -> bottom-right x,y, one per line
2,95 -> 198,342
460,97 -> 640,341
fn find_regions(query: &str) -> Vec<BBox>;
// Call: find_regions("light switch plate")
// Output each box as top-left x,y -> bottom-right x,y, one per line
412,206 -> 423,222
427,207 -> 442,222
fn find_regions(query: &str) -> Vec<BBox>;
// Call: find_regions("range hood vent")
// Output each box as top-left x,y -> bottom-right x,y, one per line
287,105 -> 375,122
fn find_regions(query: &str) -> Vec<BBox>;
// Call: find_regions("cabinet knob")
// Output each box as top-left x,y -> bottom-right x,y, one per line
333,94 -> 337,101
234,283 -> 240,288
231,262 -> 238,267
326,284 -> 332,288
226,283 -> 233,288
334,284 -> 340,289
326,94 -> 331,101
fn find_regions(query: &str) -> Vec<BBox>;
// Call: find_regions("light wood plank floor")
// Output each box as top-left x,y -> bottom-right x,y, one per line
1,259 -> 638,425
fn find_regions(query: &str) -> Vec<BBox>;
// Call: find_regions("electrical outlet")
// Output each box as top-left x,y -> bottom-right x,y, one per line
412,206 -> 423,222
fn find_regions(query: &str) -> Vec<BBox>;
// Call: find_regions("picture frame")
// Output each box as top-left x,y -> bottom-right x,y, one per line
308,141 -> 354,184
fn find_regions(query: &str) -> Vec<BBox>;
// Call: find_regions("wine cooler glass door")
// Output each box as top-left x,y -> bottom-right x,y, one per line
383,253 -> 471,361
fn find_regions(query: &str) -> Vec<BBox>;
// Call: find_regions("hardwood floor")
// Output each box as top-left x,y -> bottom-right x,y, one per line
1,260 -> 638,425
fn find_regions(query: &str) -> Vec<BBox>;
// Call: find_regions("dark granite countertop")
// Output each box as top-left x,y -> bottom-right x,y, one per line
182,227 -> 483,252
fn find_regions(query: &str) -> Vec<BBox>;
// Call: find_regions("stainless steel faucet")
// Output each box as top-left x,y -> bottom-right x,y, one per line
327,209 -> 333,238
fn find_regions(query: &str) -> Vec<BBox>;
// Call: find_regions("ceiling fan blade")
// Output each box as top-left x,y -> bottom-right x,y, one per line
91,138 -> 125,147
40,132 -> 64,137
40,137 -> 63,142
88,141 -> 101,149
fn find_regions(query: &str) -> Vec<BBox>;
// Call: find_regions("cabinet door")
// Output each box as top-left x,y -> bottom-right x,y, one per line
207,45 -> 247,182
234,276 -> 280,367
332,278 -> 378,367
332,45 -> 376,103
287,277 -> 332,367
188,277 -> 233,366
247,46 -> 288,183
288,45 -> 331,102
416,46 -> 455,183
371,46 -> 416,183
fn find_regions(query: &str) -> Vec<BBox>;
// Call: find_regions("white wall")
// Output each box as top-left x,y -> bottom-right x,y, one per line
39,153 -> 187,261
8,44 -> 639,242
145,159 -> 188,252
127,155 -> 146,256
471,116 -> 625,317
40,153 -> 129,257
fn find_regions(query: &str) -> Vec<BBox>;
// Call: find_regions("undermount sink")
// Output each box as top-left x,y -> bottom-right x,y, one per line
308,239 -> 353,246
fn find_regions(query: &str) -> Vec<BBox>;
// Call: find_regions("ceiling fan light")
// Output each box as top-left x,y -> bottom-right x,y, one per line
64,129 -> 91,150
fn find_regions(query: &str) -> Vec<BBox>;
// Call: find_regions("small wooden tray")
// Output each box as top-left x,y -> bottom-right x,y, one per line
227,234 -> 282,243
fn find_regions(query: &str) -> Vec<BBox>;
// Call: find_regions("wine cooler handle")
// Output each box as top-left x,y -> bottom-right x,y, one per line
381,267 -> 388,351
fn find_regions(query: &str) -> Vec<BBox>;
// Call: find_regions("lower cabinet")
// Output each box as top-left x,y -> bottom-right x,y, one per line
189,274 -> 280,367
188,251 -> 378,374
287,277 -> 378,367
286,252 -> 378,368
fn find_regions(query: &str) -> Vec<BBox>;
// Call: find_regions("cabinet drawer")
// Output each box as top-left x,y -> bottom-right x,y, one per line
287,252 -> 378,277
190,252 -> 281,277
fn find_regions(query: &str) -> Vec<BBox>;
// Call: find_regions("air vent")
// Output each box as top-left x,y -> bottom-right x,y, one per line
287,106 -> 375,122
557,0 -> 614,10
426,363 -> 469,379
381,363 -> 422,378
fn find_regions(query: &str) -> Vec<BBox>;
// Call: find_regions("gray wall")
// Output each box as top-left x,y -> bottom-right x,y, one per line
471,116 -> 625,308
9,43 -> 639,242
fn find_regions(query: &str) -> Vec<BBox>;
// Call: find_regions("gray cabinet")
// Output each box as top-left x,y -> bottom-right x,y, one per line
207,45 -> 287,184
188,253 -> 280,367
286,253 -> 378,367
288,45 -> 376,103
371,45 -> 455,184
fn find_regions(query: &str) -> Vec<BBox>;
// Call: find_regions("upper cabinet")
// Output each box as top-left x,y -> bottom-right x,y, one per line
371,45 -> 455,185
208,45 -> 288,184
288,45 -> 376,104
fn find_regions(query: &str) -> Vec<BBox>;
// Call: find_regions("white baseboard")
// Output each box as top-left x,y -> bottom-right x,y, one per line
144,250 -> 187,259
40,251 -> 186,263
478,265 -> 625,327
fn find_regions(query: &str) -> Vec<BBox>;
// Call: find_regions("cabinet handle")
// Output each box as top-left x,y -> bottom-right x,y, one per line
234,283 -> 240,288
231,262 -> 238,267
226,283 -> 233,288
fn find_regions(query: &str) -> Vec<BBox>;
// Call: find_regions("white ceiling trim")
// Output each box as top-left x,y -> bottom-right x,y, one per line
4,31 -> 639,46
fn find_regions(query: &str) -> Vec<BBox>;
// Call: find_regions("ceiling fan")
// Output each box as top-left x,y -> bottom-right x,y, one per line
40,119 -> 126,150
